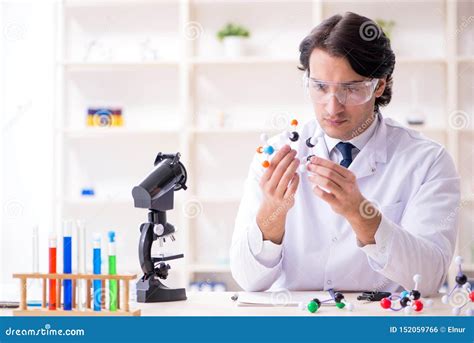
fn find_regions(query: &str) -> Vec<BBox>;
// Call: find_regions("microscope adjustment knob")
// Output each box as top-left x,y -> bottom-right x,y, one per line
155,262 -> 171,279
154,224 -> 164,236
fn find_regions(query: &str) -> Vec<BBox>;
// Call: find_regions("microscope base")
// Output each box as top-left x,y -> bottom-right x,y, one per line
136,277 -> 187,303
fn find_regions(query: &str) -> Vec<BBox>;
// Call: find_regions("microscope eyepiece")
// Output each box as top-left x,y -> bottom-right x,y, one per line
132,152 -> 187,210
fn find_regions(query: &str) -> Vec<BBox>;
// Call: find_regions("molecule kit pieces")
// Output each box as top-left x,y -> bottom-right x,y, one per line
256,118 -> 323,172
441,256 -> 474,316
299,289 -> 354,313
379,274 -> 431,314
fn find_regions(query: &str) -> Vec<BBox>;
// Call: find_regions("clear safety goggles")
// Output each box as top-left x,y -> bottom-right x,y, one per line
305,77 -> 379,106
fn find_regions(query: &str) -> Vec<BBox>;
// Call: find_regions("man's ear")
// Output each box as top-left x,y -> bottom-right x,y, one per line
374,78 -> 386,98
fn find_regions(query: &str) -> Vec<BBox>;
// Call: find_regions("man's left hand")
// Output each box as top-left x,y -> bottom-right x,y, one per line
307,156 -> 381,246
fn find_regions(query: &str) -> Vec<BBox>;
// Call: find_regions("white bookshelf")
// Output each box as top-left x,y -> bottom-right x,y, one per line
54,0 -> 473,292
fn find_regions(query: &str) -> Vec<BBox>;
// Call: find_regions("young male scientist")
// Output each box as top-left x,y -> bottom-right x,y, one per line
230,12 -> 460,295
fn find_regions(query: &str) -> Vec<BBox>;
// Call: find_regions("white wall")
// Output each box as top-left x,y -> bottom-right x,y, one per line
1,0 -> 56,300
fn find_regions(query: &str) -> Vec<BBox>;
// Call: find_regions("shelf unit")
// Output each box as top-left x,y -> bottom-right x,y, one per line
54,0 -> 473,292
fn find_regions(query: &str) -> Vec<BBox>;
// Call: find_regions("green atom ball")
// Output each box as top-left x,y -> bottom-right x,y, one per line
307,300 -> 319,313
336,302 -> 345,309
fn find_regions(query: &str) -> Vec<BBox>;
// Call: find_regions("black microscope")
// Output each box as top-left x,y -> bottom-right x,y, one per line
132,152 -> 188,303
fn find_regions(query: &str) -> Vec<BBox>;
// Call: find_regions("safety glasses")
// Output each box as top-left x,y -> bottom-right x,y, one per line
305,77 -> 379,106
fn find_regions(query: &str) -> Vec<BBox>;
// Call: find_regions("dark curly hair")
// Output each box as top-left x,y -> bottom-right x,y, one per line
298,12 -> 396,111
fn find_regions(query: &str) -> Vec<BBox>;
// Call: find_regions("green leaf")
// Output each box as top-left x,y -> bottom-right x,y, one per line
217,22 -> 251,41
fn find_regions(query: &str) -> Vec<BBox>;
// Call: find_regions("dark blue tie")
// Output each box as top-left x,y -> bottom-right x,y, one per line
336,142 -> 356,168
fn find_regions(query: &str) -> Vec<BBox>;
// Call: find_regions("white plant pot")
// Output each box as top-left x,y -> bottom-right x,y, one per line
223,36 -> 246,58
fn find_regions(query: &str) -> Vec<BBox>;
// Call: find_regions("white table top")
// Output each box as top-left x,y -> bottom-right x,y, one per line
136,291 -> 457,316
0,292 -> 461,316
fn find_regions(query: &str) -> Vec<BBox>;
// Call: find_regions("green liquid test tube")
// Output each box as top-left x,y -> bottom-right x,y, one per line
108,231 -> 117,311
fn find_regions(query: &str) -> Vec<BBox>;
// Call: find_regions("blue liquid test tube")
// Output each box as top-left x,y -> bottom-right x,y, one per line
93,233 -> 102,311
63,220 -> 73,311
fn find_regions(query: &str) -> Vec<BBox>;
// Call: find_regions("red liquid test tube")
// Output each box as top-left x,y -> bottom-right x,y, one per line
49,233 -> 57,310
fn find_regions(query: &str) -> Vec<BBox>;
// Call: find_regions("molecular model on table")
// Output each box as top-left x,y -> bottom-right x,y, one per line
380,274 -> 433,314
441,256 -> 474,316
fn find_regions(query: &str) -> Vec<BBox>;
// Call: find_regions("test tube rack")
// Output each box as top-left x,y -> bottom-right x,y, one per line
12,273 -> 141,316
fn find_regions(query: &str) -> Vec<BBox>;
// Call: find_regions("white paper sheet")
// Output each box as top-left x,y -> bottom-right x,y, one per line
235,291 -> 330,307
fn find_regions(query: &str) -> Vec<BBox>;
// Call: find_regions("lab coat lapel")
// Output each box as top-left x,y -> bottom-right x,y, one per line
313,135 -> 330,160
348,116 -> 388,180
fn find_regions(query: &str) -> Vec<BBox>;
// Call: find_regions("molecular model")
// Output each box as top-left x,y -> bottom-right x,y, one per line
441,256 -> 474,316
298,289 -> 354,313
380,274 -> 433,314
257,119 -> 324,172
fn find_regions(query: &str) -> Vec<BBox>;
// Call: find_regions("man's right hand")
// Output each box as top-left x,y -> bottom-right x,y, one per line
256,144 -> 300,245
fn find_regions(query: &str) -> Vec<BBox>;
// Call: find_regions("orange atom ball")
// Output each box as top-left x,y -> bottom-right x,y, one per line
262,160 -> 270,168
291,119 -> 298,126
256,146 -> 263,153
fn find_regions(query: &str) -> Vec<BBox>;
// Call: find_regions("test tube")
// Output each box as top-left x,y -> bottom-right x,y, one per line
93,233 -> 102,311
77,220 -> 86,311
108,231 -> 117,311
63,220 -> 73,311
48,232 -> 57,310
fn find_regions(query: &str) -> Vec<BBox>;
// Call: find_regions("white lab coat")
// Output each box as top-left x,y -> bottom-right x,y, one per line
230,114 -> 460,296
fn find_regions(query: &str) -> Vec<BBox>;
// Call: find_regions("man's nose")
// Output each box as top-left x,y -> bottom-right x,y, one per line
324,94 -> 345,116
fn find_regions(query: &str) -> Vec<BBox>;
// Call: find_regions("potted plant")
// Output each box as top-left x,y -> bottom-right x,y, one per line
217,23 -> 250,57
375,19 -> 396,40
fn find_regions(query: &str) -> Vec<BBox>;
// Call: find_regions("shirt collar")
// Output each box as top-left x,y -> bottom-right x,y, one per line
324,113 -> 379,153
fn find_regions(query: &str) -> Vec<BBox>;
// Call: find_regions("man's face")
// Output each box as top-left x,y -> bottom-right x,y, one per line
308,48 -> 386,141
